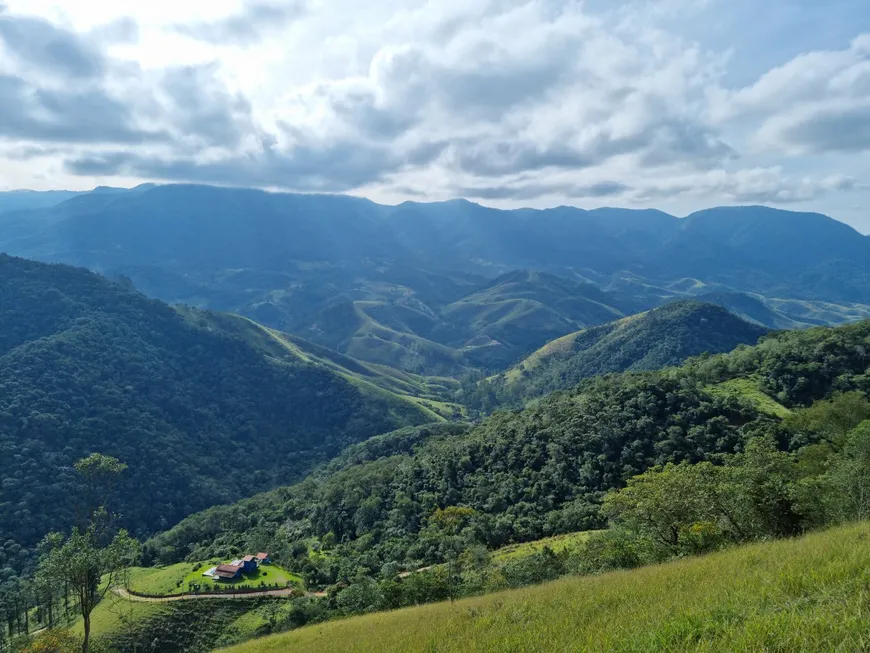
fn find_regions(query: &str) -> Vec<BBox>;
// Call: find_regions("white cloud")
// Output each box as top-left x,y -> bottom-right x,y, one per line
0,0 -> 868,230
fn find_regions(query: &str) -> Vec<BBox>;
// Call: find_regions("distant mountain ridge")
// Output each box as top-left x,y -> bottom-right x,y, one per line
2,184 -> 869,374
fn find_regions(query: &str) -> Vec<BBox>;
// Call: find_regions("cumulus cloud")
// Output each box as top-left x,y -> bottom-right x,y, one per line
716,34 -> 870,155
0,0 -> 867,227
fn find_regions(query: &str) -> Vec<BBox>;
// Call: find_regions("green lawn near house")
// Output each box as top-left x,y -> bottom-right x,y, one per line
183,563 -> 302,593
127,561 -> 303,596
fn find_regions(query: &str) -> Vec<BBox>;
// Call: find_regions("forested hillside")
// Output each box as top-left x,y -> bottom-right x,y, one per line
466,301 -> 769,410
146,319 -> 870,579
0,255 -> 432,575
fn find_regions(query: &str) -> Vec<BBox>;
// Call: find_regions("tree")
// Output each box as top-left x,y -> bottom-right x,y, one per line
825,421 -> 870,522
602,463 -> 720,553
36,455 -> 138,653
428,507 -> 477,602
38,527 -> 138,653
73,454 -> 128,528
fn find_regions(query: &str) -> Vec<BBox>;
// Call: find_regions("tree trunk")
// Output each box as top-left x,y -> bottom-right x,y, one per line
82,613 -> 91,653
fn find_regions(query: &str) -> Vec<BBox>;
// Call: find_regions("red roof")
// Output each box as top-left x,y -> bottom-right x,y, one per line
216,564 -> 241,573
242,555 -> 255,562
256,552 -> 269,560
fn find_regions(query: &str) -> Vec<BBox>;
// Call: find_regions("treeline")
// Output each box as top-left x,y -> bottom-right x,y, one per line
0,255 -> 424,577
146,319 -> 870,584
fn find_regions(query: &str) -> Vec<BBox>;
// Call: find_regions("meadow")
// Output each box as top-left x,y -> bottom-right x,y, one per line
223,522 -> 870,653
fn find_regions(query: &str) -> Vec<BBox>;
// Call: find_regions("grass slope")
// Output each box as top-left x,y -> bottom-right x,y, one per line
485,300 -> 768,407
225,522 -> 870,653
490,530 -> 598,563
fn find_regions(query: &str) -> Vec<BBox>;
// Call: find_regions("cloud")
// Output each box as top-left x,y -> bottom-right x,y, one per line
0,73 -> 163,144
0,0 -> 866,228
458,180 -> 632,201
632,167 -> 857,204
173,1 -> 305,45
0,12 -> 104,79
717,34 -> 870,155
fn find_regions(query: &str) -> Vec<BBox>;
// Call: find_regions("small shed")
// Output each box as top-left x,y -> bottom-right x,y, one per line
241,555 -> 258,572
256,552 -> 271,565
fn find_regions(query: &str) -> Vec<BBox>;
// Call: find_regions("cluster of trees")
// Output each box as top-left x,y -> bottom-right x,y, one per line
147,320 -> 870,587
216,391 -> 870,644
0,255 -> 422,574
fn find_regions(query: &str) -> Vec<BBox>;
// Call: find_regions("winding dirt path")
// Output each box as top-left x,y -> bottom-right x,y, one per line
114,587 -> 326,603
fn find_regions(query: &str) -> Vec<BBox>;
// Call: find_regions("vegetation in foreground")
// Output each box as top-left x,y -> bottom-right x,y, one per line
223,521 -> 870,653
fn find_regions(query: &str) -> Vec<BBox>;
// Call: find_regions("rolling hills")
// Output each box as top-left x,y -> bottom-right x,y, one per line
3,185 -> 870,377
222,522 -> 870,653
470,300 -> 769,409
0,255 -> 436,573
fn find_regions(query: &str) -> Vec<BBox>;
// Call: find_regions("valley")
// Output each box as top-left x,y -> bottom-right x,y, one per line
2,187 -> 870,653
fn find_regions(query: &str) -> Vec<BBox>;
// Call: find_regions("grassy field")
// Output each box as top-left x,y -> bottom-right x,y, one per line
223,522 -> 870,653
490,530 -> 598,562
128,561 -> 302,596
70,592 -> 165,637
707,377 -> 792,419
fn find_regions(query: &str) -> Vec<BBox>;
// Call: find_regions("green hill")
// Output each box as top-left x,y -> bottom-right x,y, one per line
144,318 -> 869,573
0,255 -> 434,572
469,301 -> 769,409
223,521 -> 870,653
440,270 -> 629,369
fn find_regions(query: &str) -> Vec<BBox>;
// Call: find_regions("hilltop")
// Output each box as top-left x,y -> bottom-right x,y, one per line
469,300 -> 769,409
0,255 -> 435,572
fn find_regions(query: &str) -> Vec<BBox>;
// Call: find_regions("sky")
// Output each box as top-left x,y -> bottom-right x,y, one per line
1,0 -> 869,230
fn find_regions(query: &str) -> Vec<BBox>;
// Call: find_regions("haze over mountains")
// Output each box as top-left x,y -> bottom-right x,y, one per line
1,184 -> 869,376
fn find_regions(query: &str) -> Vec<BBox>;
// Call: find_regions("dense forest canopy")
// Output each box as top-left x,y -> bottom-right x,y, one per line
146,318 -> 870,581
0,255 -> 431,577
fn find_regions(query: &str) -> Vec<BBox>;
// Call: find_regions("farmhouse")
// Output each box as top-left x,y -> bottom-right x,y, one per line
256,552 -> 271,564
241,555 -> 258,572
214,564 -> 242,581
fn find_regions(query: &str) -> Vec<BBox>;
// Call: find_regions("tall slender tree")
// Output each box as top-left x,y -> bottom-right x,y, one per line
36,455 -> 138,653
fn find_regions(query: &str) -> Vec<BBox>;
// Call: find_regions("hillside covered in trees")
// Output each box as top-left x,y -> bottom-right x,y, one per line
146,318 -> 870,581
0,255 -> 433,576
466,301 -> 770,410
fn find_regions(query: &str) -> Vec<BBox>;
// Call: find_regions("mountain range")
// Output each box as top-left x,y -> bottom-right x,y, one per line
2,184 -> 870,377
